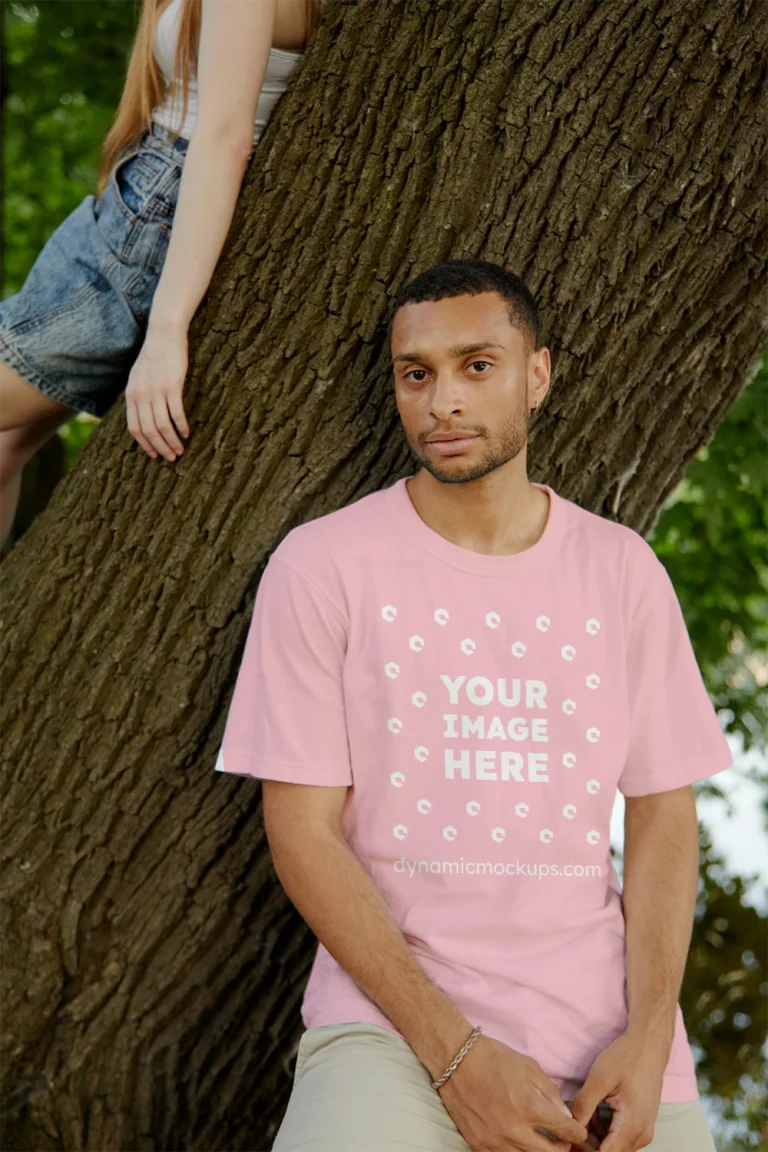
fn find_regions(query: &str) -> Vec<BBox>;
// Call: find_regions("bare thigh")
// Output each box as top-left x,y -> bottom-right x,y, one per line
0,361 -> 77,473
0,359 -> 77,433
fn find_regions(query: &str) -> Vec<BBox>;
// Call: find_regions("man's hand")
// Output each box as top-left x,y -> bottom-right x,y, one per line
567,1029 -> 668,1151
125,324 -> 190,461
438,1033 -> 590,1151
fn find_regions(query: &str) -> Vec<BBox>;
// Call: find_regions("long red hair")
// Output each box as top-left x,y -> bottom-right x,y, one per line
97,0 -> 322,195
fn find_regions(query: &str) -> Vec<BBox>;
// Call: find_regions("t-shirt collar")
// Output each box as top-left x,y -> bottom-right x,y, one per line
383,473 -> 565,576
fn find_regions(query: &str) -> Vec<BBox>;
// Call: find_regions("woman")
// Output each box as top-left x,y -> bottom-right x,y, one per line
0,0 -> 324,547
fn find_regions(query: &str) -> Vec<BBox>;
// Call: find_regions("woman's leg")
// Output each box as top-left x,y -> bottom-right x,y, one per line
0,360 -> 78,546
0,359 -> 77,430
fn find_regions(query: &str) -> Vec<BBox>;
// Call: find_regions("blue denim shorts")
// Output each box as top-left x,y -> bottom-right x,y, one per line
0,122 -> 190,418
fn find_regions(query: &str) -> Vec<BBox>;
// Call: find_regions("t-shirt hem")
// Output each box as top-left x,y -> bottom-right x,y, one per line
619,746 -> 733,798
300,1001 -> 701,1101
658,1071 -> 701,1103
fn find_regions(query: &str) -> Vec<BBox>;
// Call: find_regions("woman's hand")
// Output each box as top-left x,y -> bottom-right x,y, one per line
125,321 -> 190,461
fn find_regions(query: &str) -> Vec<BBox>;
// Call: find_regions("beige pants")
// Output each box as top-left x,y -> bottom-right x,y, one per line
271,1022 -> 717,1152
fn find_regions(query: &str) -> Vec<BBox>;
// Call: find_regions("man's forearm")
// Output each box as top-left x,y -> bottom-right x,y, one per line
270,824 -> 475,1081
622,786 -> 699,1054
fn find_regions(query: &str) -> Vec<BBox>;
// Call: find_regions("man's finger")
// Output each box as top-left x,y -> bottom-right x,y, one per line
597,1104 -> 643,1152
569,1080 -> 612,1129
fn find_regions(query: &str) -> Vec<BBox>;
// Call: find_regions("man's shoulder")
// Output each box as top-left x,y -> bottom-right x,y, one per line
556,490 -> 666,619
560,489 -> 658,564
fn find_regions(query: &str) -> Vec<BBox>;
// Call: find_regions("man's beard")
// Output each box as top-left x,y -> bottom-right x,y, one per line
410,404 -> 529,485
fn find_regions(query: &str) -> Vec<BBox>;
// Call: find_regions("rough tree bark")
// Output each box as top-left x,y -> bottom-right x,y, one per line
1,0 -> 766,1148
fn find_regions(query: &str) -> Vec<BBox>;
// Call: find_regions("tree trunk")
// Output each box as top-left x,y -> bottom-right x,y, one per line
1,0 -> 766,1148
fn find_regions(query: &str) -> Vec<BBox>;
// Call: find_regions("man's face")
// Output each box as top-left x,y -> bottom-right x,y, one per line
391,291 -> 550,485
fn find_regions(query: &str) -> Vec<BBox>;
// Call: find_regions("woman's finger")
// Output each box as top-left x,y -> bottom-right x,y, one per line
139,396 -> 175,461
125,394 -> 159,459
152,393 -> 185,456
166,388 -> 189,441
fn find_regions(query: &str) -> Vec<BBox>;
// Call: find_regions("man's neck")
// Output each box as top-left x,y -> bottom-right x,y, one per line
405,470 -> 550,557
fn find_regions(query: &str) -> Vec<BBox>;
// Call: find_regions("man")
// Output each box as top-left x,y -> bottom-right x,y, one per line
216,258 -> 732,1152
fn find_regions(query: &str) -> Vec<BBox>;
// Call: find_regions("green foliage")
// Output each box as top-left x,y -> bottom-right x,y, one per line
3,1 -> 140,296
57,413 -> 100,471
649,352 -> 768,759
685,824 -> 768,1149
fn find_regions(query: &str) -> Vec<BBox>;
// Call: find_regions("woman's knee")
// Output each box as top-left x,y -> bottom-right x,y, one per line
0,413 -> 73,482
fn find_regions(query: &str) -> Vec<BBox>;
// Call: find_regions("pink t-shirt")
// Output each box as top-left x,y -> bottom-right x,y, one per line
216,475 -> 733,1102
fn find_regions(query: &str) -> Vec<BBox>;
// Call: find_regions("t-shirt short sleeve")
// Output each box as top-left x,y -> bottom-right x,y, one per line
215,555 -> 353,787
617,556 -> 733,798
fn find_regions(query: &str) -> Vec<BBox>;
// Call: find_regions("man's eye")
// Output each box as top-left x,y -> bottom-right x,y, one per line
405,361 -> 491,382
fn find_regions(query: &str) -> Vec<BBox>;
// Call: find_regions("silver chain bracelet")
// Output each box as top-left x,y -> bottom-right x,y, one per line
430,1025 -> 483,1090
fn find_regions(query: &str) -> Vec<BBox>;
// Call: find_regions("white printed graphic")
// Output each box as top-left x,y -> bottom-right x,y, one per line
381,600 -> 608,877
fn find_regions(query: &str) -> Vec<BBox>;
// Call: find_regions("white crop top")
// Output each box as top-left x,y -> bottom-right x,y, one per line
152,0 -> 321,144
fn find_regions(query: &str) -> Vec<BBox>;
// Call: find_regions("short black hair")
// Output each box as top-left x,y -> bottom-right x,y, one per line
385,258 -> 539,355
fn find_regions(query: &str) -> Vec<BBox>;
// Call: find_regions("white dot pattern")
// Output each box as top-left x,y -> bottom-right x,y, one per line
383,604 -> 604,846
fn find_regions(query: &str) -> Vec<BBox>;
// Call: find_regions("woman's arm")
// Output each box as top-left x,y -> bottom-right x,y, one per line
127,0 -> 279,462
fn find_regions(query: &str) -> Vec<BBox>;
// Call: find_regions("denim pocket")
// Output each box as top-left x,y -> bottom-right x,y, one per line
115,155 -> 143,215
110,146 -> 179,226
96,145 -> 177,283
